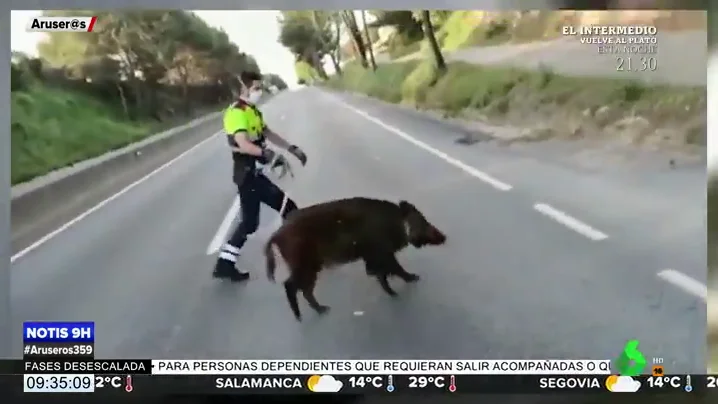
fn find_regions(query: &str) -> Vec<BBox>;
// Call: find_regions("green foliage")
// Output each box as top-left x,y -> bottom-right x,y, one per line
325,59 -> 705,136
295,61 -> 321,83
37,10 -> 257,87
278,11 -> 338,63
369,11 -> 423,41
11,85 -> 151,184
401,61 -> 438,105
13,10 -> 263,184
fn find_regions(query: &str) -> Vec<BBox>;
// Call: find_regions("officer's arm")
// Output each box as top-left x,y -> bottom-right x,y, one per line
233,132 -> 264,156
263,127 -> 292,150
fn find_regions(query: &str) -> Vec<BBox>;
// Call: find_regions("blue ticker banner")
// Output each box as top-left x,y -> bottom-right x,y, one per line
23,322 -> 95,342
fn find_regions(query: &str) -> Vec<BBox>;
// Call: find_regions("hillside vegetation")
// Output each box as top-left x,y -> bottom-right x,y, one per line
393,10 -> 706,60
279,10 -> 705,150
326,59 -> 705,149
11,10 -> 287,185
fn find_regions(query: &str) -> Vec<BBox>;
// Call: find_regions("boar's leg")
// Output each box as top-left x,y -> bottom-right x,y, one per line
300,275 -> 330,316
283,278 -> 303,321
285,270 -> 330,320
381,253 -> 421,283
364,251 -> 401,297
377,274 -> 398,297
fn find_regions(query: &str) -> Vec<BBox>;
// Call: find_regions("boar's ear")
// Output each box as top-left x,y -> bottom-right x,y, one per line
398,200 -> 416,217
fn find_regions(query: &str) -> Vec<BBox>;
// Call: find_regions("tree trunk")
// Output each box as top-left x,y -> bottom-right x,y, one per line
421,10 -> 447,73
329,53 -> 341,75
333,16 -> 343,73
115,82 -> 130,120
361,10 -> 377,70
341,11 -> 369,68
307,48 -> 329,80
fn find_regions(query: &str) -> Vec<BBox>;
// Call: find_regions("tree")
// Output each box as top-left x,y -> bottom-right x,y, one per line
368,11 -> 423,41
340,11 -> 369,68
360,10 -> 377,70
327,12 -> 343,75
419,10 -> 447,73
36,10 -> 260,118
278,11 -> 330,79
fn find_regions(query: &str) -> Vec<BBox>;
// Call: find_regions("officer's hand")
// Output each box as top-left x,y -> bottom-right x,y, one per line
271,154 -> 289,169
270,155 -> 293,179
287,145 -> 307,166
260,148 -> 277,165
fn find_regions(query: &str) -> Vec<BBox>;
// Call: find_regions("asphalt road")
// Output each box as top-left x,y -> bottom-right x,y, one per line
11,89 -> 706,372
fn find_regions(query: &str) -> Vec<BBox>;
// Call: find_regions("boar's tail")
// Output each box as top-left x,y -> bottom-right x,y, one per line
264,234 -> 278,283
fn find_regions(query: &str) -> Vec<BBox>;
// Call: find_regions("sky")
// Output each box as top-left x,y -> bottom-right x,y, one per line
10,10 -> 300,86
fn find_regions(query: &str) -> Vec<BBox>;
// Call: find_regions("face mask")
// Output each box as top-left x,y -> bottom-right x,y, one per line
247,89 -> 263,104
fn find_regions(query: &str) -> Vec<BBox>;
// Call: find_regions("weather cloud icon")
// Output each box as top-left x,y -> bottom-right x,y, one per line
307,375 -> 343,393
606,375 -> 641,393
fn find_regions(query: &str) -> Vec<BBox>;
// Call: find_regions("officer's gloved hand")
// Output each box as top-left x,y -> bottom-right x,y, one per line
271,154 -> 290,170
259,148 -> 277,165
287,145 -> 307,166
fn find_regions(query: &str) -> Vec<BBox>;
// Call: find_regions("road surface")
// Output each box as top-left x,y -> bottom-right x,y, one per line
377,30 -> 706,86
11,88 -> 706,372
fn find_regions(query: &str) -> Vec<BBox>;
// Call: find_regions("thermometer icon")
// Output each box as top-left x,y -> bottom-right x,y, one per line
387,375 -> 395,392
449,375 -> 457,392
125,375 -> 134,393
684,375 -> 692,392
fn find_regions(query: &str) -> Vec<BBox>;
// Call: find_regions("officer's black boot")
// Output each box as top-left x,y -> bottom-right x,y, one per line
212,259 -> 250,282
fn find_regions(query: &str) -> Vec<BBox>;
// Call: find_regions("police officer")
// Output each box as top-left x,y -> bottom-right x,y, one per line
214,71 -> 307,282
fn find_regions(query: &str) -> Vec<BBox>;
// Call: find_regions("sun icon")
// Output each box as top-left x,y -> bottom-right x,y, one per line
307,375 -> 321,391
605,375 -> 619,391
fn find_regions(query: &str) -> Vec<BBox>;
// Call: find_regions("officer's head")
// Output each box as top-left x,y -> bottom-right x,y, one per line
238,71 -> 263,104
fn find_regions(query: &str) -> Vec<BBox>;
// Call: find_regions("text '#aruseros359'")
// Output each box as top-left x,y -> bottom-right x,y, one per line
23,322 -> 95,360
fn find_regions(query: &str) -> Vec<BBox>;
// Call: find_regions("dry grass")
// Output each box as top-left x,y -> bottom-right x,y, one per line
327,60 -> 705,152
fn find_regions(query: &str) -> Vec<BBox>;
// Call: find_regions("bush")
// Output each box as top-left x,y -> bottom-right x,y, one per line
400,61 -> 437,105
323,59 -> 706,148
11,64 -> 30,92
11,85 -> 153,184
295,61 -> 320,84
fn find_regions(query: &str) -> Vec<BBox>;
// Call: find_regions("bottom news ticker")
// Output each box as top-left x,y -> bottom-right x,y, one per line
2,359 -> 717,394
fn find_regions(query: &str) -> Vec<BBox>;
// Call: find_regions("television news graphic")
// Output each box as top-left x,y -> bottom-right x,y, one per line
26,16 -> 97,32
24,321 -> 95,361
150,359 -> 612,375
14,373 -> 717,395
24,374 -> 95,393
24,322 -> 94,342
23,342 -> 94,360
22,359 -> 151,375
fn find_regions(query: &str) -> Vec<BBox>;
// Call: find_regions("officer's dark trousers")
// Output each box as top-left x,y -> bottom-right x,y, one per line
227,171 -> 298,252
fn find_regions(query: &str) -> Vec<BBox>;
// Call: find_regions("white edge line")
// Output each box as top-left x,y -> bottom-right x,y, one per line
533,203 -> 608,241
657,269 -> 707,302
11,131 -> 223,263
206,196 -> 240,255
329,94 -> 513,192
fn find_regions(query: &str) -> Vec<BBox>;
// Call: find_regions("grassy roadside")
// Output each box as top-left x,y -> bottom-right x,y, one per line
11,84 -> 220,185
324,61 -> 706,149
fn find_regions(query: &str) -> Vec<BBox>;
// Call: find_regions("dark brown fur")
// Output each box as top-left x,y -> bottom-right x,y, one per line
264,197 -> 447,321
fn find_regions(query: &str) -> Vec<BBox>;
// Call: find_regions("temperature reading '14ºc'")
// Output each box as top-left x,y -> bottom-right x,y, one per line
646,375 -> 685,390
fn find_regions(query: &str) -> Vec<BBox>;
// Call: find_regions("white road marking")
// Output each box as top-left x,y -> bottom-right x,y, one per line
206,196 -> 240,255
329,95 -> 513,191
353,311 -> 364,316
533,203 -> 608,241
657,269 -> 707,302
11,131 -> 223,263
